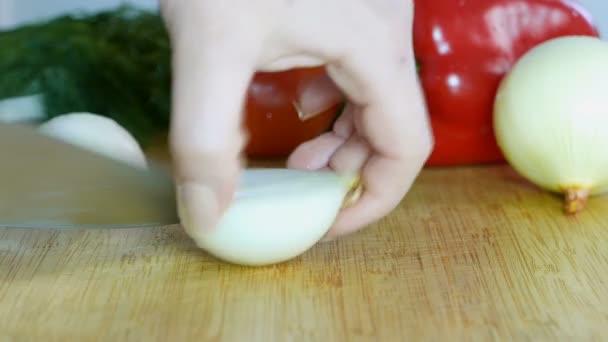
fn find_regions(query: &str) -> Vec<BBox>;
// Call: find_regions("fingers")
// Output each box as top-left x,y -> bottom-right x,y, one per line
286,132 -> 345,171
332,104 -> 356,139
168,18 -> 259,239
322,42 -> 433,239
287,104 -> 355,170
288,103 -> 370,173
328,132 -> 371,174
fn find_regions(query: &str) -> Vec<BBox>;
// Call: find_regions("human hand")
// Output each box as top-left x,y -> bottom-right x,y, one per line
160,0 -> 433,241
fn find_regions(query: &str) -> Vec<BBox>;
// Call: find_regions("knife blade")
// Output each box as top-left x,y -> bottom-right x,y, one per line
0,122 -> 179,229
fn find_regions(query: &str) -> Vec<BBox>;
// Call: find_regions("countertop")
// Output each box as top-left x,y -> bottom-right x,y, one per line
2,159 -> 608,341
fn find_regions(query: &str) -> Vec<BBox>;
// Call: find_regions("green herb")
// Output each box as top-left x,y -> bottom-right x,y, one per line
0,6 -> 173,145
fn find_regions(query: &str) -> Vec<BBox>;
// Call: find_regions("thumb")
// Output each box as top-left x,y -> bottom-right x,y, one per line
168,28 -> 256,239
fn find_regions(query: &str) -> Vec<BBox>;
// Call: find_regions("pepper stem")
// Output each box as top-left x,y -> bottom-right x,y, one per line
563,187 -> 590,215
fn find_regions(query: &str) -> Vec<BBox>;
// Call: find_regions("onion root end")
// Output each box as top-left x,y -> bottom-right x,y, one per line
563,187 -> 590,215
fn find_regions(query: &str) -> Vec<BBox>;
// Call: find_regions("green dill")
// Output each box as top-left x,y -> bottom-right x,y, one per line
0,6 -> 173,145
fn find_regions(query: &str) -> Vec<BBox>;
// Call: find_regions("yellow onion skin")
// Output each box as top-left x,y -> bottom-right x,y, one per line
494,36 -> 608,214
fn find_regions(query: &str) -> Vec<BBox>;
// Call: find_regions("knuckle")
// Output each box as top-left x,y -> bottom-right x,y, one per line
393,129 -> 434,164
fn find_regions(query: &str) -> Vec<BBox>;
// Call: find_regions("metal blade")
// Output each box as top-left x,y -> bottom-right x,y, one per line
0,122 -> 179,229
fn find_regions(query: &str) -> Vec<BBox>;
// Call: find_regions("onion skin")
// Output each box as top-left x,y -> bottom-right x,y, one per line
342,176 -> 362,208
493,36 -> 608,214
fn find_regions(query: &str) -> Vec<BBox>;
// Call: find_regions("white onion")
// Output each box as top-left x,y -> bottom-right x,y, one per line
494,36 -> 608,214
181,169 -> 359,266
0,94 -> 45,124
38,112 -> 148,169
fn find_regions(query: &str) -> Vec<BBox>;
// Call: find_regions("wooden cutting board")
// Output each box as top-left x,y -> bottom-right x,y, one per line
1,155 -> 608,340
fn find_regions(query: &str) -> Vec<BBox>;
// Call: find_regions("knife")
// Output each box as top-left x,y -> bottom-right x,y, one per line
0,122 -> 179,229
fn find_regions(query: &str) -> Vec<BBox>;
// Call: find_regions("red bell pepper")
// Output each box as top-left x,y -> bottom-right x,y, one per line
413,0 -> 600,166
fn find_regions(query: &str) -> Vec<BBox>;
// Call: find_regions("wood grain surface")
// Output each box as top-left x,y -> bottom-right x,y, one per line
2,161 -> 608,341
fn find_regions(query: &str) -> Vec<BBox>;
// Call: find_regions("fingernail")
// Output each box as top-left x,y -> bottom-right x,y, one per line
177,183 -> 219,236
293,100 -> 318,121
294,76 -> 344,121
